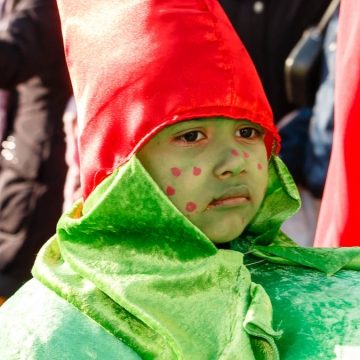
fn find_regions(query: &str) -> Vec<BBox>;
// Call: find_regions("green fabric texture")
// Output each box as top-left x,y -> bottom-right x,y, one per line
33,155 -> 281,360
237,156 -> 360,276
28,154 -> 360,359
0,279 -> 142,360
228,156 -> 360,359
234,242 -> 360,360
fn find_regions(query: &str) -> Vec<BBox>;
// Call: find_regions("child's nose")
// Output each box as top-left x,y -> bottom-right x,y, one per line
212,148 -> 247,179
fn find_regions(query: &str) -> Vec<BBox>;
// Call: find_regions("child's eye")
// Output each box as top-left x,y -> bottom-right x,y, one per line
178,131 -> 205,142
236,127 -> 260,139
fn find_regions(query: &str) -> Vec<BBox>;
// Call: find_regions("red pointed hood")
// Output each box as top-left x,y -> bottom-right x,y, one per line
57,0 -> 280,199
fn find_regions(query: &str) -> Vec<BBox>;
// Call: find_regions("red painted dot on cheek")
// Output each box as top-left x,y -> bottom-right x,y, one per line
242,217 -> 245,224
166,186 -> 175,196
243,151 -> 250,158
193,167 -> 202,176
257,164 -> 263,170
171,167 -> 181,176
186,202 -> 197,212
231,149 -> 239,156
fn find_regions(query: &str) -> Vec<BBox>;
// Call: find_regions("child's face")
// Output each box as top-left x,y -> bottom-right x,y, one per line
137,117 -> 268,243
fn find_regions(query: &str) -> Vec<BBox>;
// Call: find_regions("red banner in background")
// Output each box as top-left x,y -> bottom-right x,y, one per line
314,0 -> 360,246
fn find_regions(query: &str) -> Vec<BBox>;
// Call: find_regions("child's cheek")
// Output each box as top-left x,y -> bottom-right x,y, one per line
246,145 -> 267,171
166,186 -> 175,196
252,156 -> 268,201
185,202 -> 197,212
243,146 -> 268,198
164,164 -> 204,214
193,166 -> 202,176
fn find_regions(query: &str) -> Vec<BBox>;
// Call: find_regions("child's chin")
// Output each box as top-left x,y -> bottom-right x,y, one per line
206,227 -> 245,244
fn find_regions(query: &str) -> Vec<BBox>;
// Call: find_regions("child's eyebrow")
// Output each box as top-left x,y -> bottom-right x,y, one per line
169,120 -> 204,132
168,118 -> 264,133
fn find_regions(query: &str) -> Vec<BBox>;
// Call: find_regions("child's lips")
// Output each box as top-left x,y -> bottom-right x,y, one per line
207,196 -> 248,209
207,186 -> 250,210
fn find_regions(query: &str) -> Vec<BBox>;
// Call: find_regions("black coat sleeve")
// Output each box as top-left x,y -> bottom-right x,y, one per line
0,0 -> 64,88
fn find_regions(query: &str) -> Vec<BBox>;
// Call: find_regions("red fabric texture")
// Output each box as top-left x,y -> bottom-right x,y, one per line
314,0 -> 360,246
56,0 -> 280,199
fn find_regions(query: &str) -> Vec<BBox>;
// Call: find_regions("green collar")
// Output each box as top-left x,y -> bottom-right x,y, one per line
33,155 -> 281,360
233,156 -> 360,276
32,155 -> 360,359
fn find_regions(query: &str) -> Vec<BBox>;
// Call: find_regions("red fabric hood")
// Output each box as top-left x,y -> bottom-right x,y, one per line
56,0 -> 280,199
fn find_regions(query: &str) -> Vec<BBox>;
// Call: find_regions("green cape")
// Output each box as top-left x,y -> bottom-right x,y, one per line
1,156 -> 360,359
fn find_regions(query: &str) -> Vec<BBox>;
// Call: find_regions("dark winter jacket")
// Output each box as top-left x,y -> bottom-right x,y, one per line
219,0 -> 332,123
0,0 -> 72,296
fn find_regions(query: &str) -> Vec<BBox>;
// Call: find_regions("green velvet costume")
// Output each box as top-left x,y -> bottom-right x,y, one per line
2,1 -> 360,358
1,156 -> 360,359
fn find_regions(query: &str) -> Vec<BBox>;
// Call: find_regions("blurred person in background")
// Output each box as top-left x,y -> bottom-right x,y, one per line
279,6 -> 338,246
0,0 -> 72,304
0,90 -> 8,143
218,0 -> 331,125
0,0 -> 9,142
62,96 -> 81,213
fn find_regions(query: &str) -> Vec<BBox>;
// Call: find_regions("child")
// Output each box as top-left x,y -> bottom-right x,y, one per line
1,0 -> 360,359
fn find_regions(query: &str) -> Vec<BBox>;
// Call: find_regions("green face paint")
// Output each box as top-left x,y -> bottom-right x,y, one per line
137,117 -> 268,243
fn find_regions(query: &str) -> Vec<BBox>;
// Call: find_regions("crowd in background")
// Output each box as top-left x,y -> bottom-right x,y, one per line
0,0 -> 341,301
0,0 -> 71,303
